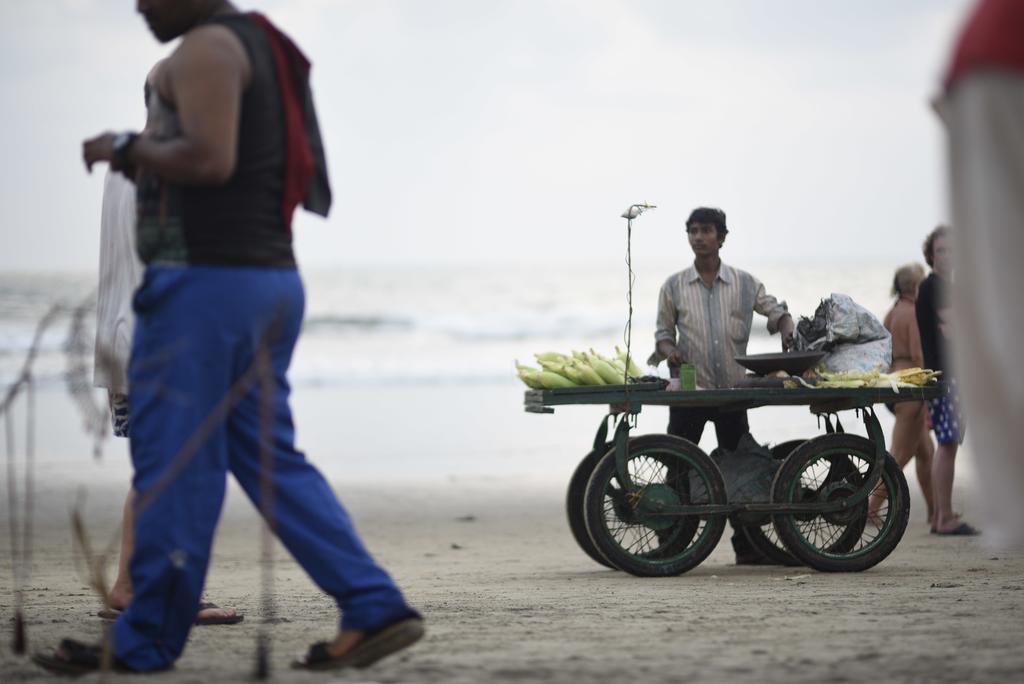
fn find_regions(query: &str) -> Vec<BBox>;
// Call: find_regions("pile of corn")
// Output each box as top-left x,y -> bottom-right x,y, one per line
516,347 -> 643,389
786,367 -> 942,391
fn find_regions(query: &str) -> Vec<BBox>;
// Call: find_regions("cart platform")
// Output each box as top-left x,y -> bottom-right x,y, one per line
525,383 -> 945,413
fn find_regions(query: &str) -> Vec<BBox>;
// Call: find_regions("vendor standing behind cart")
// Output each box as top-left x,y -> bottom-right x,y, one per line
648,207 -> 795,564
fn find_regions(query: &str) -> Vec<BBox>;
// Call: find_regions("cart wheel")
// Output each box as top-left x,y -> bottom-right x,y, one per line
738,439 -> 808,567
566,443 -> 616,569
771,434 -> 910,572
583,435 -> 727,577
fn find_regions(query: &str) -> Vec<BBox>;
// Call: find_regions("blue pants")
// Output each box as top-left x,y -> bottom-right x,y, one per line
114,266 -> 413,671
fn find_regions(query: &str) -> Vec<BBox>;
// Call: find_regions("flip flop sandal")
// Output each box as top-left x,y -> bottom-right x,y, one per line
97,602 -> 244,626
930,511 -> 967,534
934,522 -> 981,536
32,638 -> 133,675
292,616 -> 425,671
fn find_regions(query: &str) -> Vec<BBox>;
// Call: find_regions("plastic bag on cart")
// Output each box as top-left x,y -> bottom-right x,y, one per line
690,433 -> 779,524
794,293 -> 892,373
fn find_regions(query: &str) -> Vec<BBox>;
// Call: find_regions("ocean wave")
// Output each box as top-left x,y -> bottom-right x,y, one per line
301,310 -> 628,342
287,369 -> 519,387
303,314 -> 413,332
0,366 -> 522,390
0,327 -> 75,355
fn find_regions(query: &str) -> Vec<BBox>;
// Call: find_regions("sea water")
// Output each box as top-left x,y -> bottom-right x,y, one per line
0,261 -> 950,488
0,261 -> 900,389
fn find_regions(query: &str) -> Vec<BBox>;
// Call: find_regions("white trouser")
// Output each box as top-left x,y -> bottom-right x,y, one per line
946,69 -> 1024,550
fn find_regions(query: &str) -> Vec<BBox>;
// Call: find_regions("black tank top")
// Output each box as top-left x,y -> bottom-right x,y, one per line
136,13 -> 295,267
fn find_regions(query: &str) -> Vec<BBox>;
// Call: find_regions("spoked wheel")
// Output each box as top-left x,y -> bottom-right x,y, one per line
566,443 -> 615,569
583,435 -> 727,577
739,439 -> 807,566
771,434 -> 910,572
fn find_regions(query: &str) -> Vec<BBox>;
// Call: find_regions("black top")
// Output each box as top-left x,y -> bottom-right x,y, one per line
915,272 -> 949,375
136,13 -> 295,267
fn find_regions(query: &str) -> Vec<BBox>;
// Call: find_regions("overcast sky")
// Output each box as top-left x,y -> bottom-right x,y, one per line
0,0 -> 974,273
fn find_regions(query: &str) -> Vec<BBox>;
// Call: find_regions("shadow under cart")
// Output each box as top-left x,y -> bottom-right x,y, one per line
525,383 -> 946,577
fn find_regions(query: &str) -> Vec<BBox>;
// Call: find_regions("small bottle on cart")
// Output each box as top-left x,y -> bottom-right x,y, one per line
667,362 -> 696,391
678,363 -> 696,390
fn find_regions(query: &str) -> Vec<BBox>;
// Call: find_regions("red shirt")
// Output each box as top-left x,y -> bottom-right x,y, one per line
945,0 -> 1024,89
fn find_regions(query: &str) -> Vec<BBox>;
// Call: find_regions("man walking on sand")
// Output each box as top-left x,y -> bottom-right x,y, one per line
36,0 -> 422,674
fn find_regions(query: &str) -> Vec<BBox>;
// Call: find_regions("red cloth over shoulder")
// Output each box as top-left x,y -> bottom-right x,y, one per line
945,0 -> 1024,90
250,13 -> 317,231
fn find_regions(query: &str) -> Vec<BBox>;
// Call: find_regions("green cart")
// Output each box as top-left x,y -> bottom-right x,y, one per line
524,383 -> 945,577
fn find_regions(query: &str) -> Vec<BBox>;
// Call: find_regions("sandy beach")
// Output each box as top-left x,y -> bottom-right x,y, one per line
3,0 -> 1019,680
2,383 -> 1023,683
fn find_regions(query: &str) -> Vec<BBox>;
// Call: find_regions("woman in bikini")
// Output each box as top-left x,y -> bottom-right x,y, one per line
870,263 -> 935,526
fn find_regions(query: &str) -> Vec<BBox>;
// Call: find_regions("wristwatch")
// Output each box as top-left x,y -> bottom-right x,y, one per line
112,131 -> 139,169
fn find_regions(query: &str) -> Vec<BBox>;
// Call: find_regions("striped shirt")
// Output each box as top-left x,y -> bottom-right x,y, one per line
648,262 -> 789,389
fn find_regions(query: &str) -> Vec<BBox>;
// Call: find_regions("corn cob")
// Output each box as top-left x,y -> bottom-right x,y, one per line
609,358 -> 628,375
615,345 -> 644,378
538,359 -> 570,375
817,379 -> 867,388
586,353 -> 624,384
515,360 -> 544,389
571,360 -> 606,385
795,366 -> 942,391
537,371 -> 577,389
589,348 -> 617,365
560,363 -> 586,384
